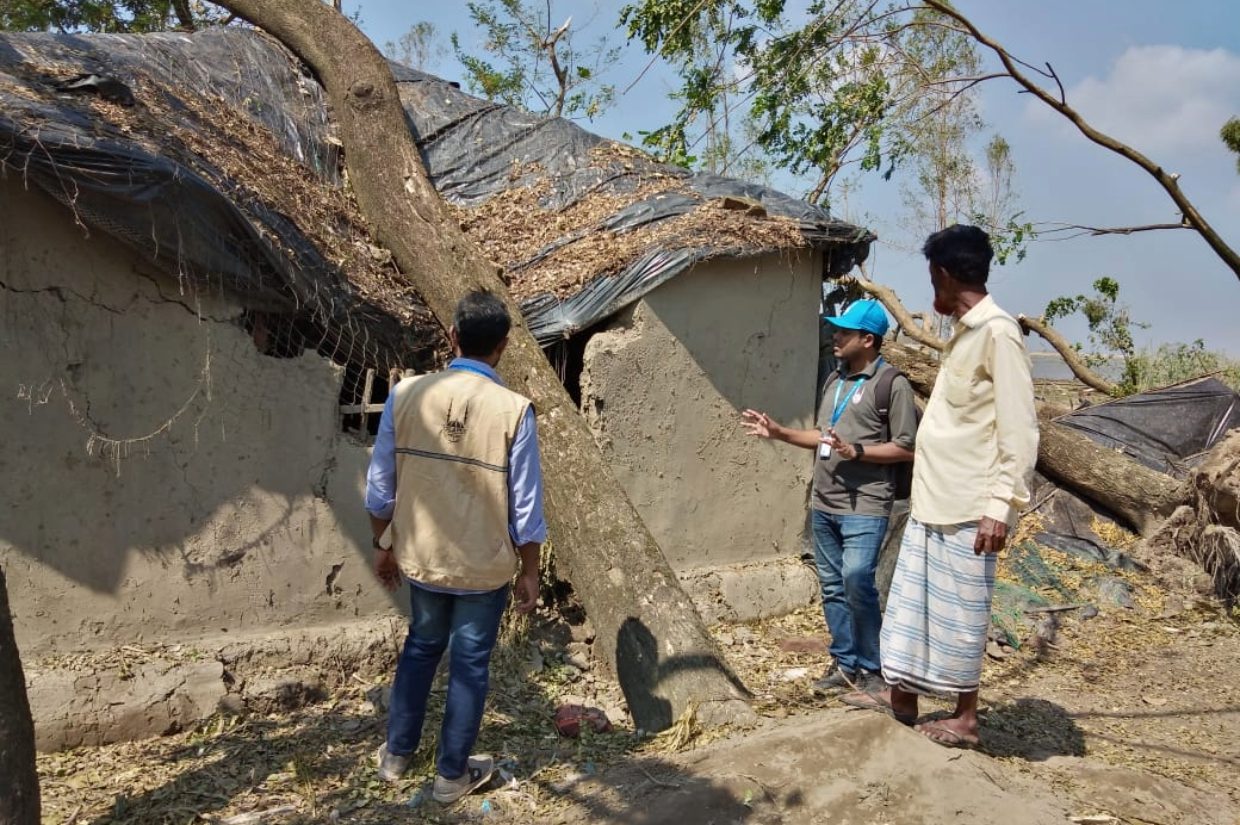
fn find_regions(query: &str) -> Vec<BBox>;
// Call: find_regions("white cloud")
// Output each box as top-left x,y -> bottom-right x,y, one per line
1026,45 -> 1240,155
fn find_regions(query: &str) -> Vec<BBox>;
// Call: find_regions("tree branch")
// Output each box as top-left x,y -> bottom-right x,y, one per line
1016,314 -> 1117,395
922,0 -> 1240,283
1034,220 -> 1191,240
841,275 -> 946,351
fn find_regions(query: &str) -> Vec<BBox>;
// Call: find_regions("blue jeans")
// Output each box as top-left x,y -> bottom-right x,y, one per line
811,509 -> 888,674
386,583 -> 509,779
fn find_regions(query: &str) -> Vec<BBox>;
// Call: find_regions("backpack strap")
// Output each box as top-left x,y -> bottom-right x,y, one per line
873,363 -> 901,442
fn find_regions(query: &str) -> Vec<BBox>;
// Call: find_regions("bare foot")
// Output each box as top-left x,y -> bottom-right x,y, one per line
916,718 -> 981,749
840,688 -> 917,726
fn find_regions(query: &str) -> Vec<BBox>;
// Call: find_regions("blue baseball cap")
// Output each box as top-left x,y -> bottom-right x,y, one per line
826,299 -> 890,337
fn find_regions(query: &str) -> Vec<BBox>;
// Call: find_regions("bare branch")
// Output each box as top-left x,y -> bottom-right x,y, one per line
1045,61 -> 1065,105
841,276 -> 946,352
1034,220 -> 1192,240
922,0 -> 1240,283
1016,314 -> 1117,395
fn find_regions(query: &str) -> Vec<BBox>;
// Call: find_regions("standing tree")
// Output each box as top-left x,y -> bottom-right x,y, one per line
450,0 -> 618,120
383,21 -> 444,73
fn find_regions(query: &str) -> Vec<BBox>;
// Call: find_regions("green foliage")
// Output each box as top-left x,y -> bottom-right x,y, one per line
452,0 -> 618,120
0,0 -> 232,32
1046,278 -> 1239,396
3,0 -> 178,32
619,1 -> 1000,206
1045,277 -> 1148,395
1128,340 -> 1240,393
1222,116 -> 1240,174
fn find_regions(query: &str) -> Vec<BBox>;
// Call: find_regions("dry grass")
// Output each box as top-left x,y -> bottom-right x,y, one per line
451,144 -> 809,303
3,59 -> 445,370
36,551 -> 1240,823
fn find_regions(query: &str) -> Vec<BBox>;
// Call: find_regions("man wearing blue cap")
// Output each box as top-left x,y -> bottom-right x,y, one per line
743,298 -> 918,693
842,225 -> 1038,750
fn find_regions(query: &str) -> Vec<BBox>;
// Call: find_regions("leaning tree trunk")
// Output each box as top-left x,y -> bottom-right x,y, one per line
882,342 -> 1188,536
214,0 -> 751,731
0,567 -> 40,825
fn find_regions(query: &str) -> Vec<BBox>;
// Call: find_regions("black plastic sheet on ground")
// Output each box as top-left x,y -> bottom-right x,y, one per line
1031,376 -> 1240,564
1057,376 -> 1240,476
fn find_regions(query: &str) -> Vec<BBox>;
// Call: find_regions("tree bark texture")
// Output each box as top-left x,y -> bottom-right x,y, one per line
881,342 -> 1187,536
214,0 -> 751,731
0,567 -> 40,825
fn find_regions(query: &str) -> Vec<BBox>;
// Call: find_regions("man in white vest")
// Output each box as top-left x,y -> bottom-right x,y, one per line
365,290 -> 546,801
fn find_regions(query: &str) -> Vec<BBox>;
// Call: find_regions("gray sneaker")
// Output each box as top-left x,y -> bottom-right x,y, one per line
811,663 -> 857,694
376,743 -> 412,783
432,754 -> 495,804
853,670 -> 887,693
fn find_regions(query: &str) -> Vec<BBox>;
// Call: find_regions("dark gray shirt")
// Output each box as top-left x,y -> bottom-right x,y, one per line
812,359 -> 918,517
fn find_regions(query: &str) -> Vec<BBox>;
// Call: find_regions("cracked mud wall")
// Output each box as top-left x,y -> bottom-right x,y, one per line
580,252 -> 820,572
0,177 -> 395,658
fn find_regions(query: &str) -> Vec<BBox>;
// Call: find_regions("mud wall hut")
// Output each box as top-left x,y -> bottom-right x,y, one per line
0,27 -> 874,667
0,30 -> 443,663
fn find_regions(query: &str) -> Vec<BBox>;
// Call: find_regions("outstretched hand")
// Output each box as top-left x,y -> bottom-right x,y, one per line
823,427 -> 857,460
741,409 -> 777,439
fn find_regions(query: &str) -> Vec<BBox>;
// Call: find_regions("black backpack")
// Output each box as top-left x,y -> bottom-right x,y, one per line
873,366 -> 918,500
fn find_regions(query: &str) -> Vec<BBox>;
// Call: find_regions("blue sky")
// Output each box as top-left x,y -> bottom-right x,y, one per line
347,1 -> 1240,354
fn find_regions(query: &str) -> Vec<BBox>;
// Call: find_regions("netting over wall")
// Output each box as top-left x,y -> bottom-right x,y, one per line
0,28 -> 444,415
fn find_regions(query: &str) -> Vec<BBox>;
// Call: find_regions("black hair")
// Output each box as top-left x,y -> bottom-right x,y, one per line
453,290 -> 511,357
922,224 -> 993,286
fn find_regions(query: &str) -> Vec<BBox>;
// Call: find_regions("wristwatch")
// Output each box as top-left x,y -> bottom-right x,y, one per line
853,442 -> 866,461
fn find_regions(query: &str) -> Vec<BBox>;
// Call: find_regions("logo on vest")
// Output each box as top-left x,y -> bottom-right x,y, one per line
443,400 -> 471,443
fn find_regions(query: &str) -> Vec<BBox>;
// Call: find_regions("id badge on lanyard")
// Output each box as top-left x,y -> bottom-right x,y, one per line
820,369 -> 871,458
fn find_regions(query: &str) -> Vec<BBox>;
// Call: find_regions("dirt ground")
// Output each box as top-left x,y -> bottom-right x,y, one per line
35,570 -> 1240,825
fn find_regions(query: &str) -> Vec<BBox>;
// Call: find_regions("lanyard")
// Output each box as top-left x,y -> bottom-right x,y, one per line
829,357 -> 882,428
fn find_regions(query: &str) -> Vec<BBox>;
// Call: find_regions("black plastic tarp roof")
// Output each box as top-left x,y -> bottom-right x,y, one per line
391,62 -> 873,342
0,28 -> 873,352
0,28 -> 438,372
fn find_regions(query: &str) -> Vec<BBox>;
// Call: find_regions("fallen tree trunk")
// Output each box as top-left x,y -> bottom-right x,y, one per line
882,341 -> 1187,536
215,0 -> 751,731
0,567 -> 40,825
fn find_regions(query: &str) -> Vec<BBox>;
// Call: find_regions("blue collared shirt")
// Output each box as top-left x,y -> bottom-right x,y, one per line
364,358 -> 548,548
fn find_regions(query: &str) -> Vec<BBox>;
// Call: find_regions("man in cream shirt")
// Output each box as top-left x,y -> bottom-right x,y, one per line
843,224 -> 1038,749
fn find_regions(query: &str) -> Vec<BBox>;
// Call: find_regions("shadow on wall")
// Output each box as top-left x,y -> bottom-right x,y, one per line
0,180 -> 405,639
